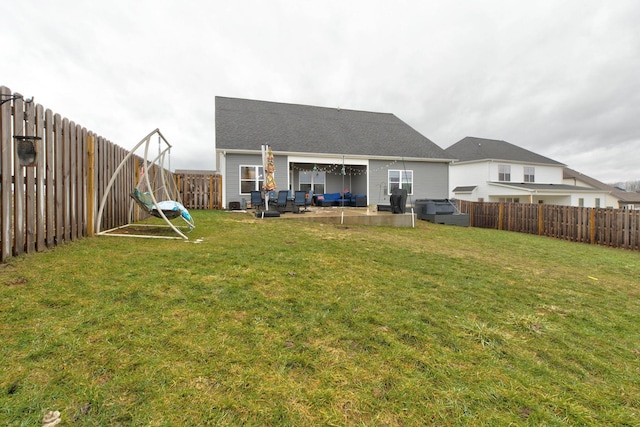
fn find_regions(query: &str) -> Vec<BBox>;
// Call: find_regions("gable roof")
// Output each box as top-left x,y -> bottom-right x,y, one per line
445,136 -> 565,166
564,167 -> 640,204
215,97 -> 453,160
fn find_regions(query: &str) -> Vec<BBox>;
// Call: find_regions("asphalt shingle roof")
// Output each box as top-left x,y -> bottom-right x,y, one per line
564,168 -> 640,203
445,137 -> 565,165
216,97 -> 453,160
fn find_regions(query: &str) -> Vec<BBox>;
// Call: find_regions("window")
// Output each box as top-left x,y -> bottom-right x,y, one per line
524,167 -> 535,183
388,170 -> 413,195
578,198 -> 584,207
498,197 -> 520,203
299,171 -> 325,195
498,165 -> 511,182
240,165 -> 264,194
595,198 -> 601,208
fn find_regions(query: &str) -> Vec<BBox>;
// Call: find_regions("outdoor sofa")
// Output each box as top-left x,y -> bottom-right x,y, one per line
316,192 -> 367,207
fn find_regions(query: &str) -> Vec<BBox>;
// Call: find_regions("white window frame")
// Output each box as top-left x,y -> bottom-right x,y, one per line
524,167 -> 535,183
239,165 -> 264,195
498,165 -> 511,182
299,170 -> 325,194
388,169 -> 413,195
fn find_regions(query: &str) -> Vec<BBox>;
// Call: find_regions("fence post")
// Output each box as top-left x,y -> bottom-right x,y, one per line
589,209 -> 596,245
0,86 -> 12,261
209,175 -> 214,209
538,204 -> 543,235
623,209 -> 630,249
87,134 -> 95,237
498,203 -> 504,230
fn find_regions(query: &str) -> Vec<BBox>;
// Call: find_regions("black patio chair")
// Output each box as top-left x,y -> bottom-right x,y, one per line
250,191 -> 264,211
276,190 -> 289,212
293,190 -> 307,213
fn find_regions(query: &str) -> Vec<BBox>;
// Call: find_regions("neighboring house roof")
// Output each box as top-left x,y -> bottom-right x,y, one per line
564,168 -> 640,204
445,136 -> 565,165
489,182 -> 598,192
215,96 -> 453,160
452,186 -> 477,193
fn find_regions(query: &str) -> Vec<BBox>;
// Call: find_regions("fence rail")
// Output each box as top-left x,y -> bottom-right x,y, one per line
457,200 -> 640,251
0,85 -> 221,262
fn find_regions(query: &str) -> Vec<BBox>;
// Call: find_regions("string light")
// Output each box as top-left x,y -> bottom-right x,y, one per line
290,160 -> 398,175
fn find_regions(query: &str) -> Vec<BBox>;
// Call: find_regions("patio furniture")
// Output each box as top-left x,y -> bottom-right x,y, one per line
305,190 -> 314,211
320,192 -> 341,206
352,194 -> 367,207
251,191 -> 264,211
130,188 -> 194,229
276,190 -> 289,212
293,191 -> 307,213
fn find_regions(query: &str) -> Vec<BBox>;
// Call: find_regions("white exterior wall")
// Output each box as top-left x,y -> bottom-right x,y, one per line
450,161 -> 565,201
568,192 -> 611,208
450,160 -> 607,207
487,162 -> 563,183
449,162 -> 489,199
563,177 -> 617,208
532,165 -> 564,183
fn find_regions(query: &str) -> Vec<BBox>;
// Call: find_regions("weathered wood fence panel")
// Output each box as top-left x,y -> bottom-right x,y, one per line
177,173 -> 222,210
457,200 -> 640,252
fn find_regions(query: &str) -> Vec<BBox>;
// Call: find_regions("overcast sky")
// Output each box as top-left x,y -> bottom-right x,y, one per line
2,0 -> 639,183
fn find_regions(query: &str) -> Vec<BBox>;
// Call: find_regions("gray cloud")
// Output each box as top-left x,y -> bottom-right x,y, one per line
2,0 -> 638,182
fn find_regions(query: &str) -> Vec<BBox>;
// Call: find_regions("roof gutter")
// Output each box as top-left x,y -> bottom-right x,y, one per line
217,148 -> 453,163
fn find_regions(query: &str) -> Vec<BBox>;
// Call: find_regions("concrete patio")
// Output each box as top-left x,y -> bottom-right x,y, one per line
253,206 -> 417,227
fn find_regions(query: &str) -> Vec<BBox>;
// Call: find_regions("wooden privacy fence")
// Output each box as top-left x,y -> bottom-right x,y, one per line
0,85 -> 220,262
457,200 -> 640,251
176,172 -> 222,210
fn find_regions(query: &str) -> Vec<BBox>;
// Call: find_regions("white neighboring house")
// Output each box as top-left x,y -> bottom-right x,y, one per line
445,137 -> 608,207
563,168 -> 640,210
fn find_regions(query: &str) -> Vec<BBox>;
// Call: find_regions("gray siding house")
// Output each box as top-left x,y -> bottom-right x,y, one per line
215,97 -> 453,209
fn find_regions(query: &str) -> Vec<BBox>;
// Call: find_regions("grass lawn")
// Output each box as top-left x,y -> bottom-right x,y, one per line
1,210 -> 639,426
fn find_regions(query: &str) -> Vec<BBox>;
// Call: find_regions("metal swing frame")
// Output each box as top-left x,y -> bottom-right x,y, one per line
95,129 -> 194,240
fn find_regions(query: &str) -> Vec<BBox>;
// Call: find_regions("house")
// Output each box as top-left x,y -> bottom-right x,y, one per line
445,137 -> 607,206
563,167 -> 640,209
215,97 -> 454,209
